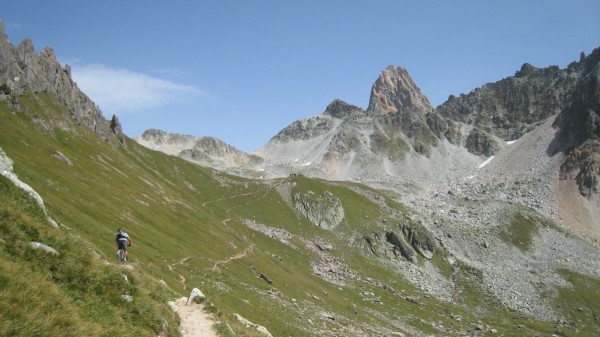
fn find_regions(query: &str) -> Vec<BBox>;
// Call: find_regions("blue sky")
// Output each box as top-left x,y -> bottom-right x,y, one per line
3,1 -> 599,152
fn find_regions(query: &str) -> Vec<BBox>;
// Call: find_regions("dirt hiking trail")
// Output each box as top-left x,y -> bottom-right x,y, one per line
173,297 -> 219,337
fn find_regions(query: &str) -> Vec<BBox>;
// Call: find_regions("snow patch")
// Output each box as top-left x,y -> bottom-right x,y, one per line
478,156 -> 495,169
302,161 -> 311,166
506,140 -> 517,145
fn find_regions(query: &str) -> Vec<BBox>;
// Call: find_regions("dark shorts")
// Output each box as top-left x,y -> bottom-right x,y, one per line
117,240 -> 128,251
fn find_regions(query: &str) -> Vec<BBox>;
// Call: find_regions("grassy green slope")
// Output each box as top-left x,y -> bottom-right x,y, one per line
0,172 -> 180,337
1,92 -> 598,336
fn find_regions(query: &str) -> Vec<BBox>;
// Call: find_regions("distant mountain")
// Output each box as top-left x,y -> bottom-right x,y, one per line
257,53 -> 596,174
135,129 -> 264,176
256,48 -> 600,243
254,66 -> 444,181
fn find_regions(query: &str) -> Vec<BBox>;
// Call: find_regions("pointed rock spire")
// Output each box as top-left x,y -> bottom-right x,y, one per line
366,65 -> 433,115
0,20 -> 9,45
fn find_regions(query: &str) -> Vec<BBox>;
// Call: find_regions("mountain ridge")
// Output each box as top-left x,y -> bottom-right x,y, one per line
135,128 -> 264,177
0,21 -> 123,146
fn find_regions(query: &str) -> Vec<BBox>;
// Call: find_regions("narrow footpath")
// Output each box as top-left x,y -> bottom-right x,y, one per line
173,297 -> 219,337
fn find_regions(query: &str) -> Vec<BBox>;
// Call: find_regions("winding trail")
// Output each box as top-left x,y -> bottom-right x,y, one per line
210,244 -> 254,272
202,179 -> 285,212
171,179 -> 283,336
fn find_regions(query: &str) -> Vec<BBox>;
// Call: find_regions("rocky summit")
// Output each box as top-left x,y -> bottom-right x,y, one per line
366,65 -> 433,116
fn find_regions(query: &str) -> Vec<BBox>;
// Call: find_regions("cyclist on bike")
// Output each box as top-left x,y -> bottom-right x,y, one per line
116,228 -> 132,262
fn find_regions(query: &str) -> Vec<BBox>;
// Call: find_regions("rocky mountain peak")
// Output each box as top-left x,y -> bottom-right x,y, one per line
366,65 -> 433,115
323,99 -> 365,119
515,63 -> 537,77
140,128 -> 168,140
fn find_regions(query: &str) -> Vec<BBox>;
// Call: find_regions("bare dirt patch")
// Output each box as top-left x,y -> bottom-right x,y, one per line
553,176 -> 600,243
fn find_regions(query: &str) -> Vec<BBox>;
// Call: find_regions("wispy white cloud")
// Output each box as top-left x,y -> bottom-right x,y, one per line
70,63 -> 206,114
152,68 -> 192,79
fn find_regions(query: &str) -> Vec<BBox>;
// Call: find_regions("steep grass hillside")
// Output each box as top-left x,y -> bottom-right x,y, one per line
0,173 -> 180,337
1,92 -> 599,336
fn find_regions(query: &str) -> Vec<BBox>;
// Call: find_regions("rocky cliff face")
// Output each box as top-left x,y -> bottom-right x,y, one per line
435,60 -> 581,156
552,49 -> 600,198
0,21 -> 122,145
366,66 -> 440,157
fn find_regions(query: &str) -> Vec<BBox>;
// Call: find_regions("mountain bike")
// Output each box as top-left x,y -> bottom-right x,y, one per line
117,241 -> 130,263
117,248 -> 127,262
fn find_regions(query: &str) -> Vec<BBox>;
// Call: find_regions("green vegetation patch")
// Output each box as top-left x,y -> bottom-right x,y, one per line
499,211 -> 540,251
553,269 -> 600,337
370,128 -> 412,161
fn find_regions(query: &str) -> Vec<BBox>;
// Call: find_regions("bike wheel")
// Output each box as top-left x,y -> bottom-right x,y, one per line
117,249 -> 125,262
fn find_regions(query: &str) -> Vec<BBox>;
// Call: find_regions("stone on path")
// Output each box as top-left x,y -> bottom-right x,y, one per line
187,287 -> 205,305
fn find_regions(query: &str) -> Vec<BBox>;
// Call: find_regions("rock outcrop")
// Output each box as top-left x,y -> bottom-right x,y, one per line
233,313 -> 273,337
0,21 -> 123,145
29,241 -> 59,255
293,191 -> 344,230
1,146 -> 58,228
187,288 -> 206,305
363,223 -> 437,263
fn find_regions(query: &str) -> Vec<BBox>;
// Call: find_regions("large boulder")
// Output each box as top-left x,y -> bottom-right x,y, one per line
187,287 -> 206,305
